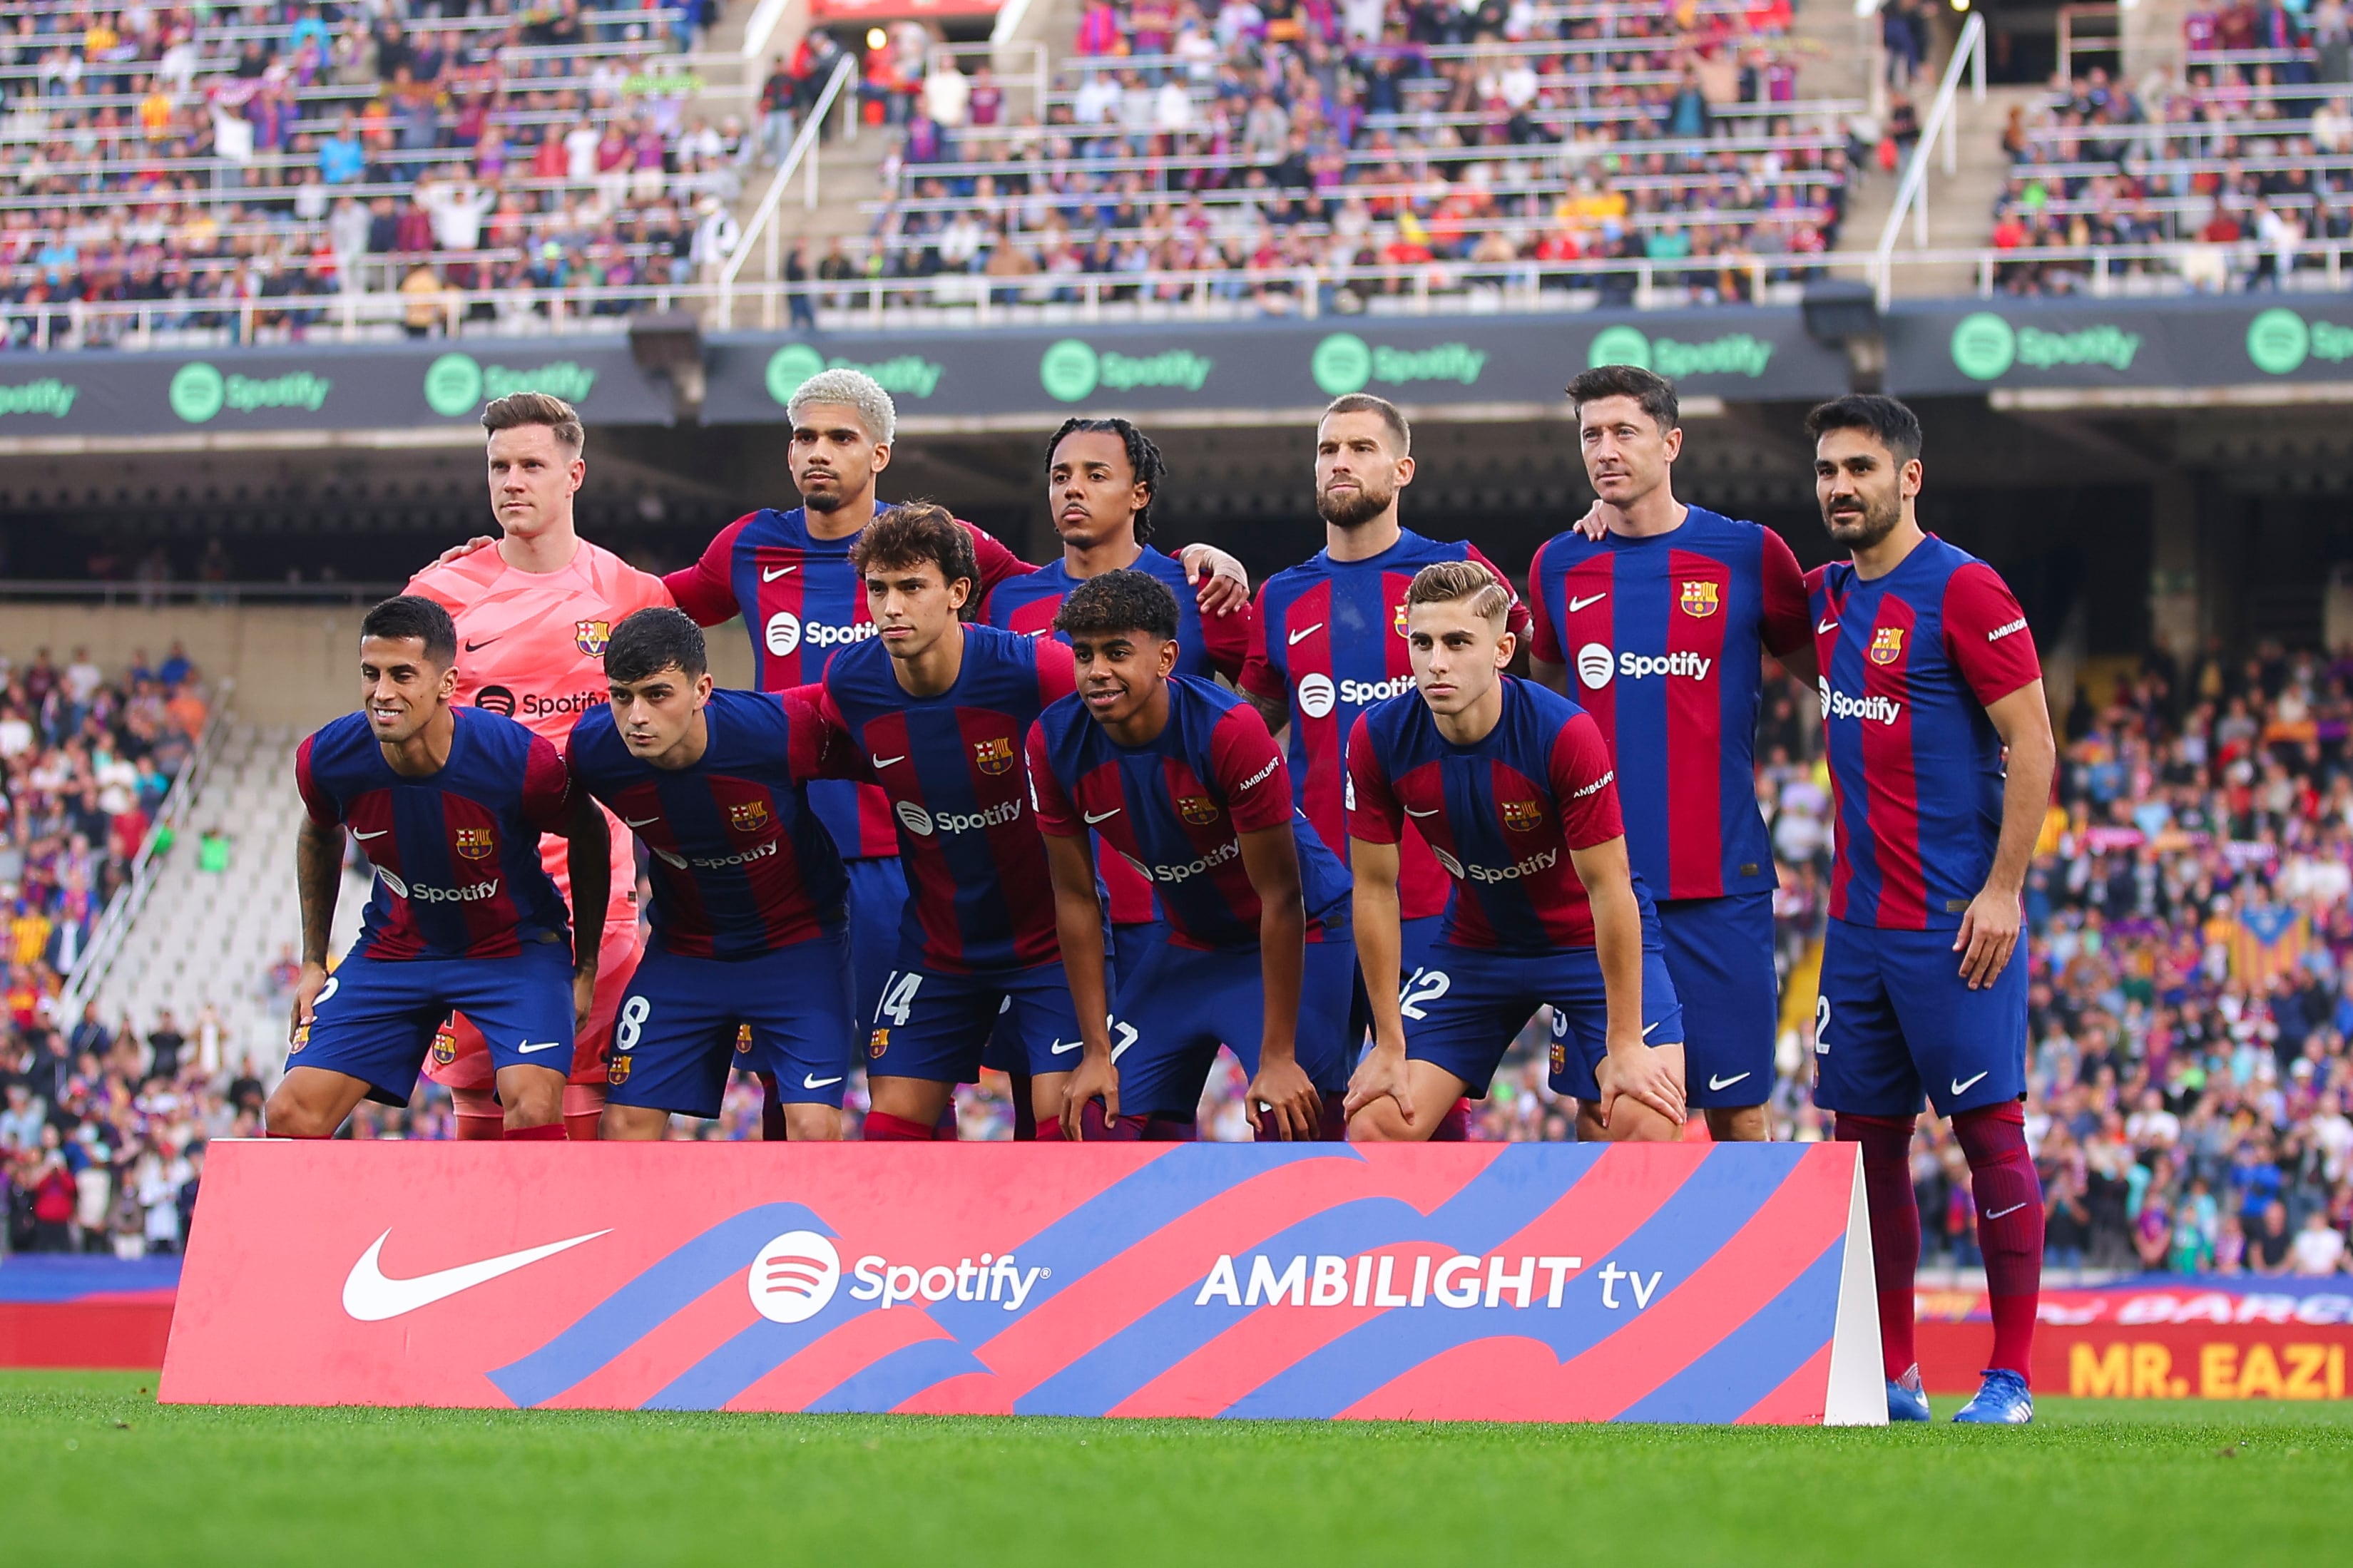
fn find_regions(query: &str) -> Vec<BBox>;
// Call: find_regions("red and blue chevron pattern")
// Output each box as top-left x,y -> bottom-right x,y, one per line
160,1141 -> 1882,1424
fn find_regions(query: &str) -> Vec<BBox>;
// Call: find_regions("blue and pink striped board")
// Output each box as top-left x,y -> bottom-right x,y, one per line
162,1141 -> 1884,1423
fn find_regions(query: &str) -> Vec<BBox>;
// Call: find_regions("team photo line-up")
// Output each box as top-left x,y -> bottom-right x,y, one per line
264,364 -> 2057,1424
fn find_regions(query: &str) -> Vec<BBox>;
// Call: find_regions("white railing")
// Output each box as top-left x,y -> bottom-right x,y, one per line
56,687 -> 236,1027
718,54 -> 857,325
739,0 -> 796,61
1874,12 -> 1986,307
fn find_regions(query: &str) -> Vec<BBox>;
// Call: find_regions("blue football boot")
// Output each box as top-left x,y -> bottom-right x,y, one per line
1952,1368 -> 2033,1424
1886,1364 -> 1931,1422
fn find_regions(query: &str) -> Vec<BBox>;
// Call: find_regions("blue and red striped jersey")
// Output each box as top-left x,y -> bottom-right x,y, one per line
817,626 -> 1078,973
1346,677 -> 1637,953
1240,530 -> 1530,922
987,545 -> 1253,926
565,688 -> 848,959
662,501 -> 1035,862
1028,675 -> 1351,952
295,707 -> 575,961
1526,506 -> 1810,901
1807,536 -> 2042,931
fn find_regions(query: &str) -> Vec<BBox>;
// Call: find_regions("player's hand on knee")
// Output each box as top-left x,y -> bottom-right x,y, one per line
431,535 -> 498,568
1953,888 -> 2021,990
1343,1045 -> 1413,1127
1599,1042 -> 1684,1128
1061,1056 -> 1119,1140
289,960 -> 328,1043
1248,1057 -> 1320,1142
1571,500 -> 1610,541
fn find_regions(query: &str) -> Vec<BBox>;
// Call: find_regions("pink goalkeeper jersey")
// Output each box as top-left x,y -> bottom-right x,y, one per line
405,537 -> 672,928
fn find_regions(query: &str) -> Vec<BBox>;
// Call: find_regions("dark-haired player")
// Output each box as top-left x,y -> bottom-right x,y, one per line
566,609 -> 855,1140
1029,570 -> 1354,1142
1528,364 -> 1815,1143
406,391 -> 672,1140
1803,395 -> 2056,1425
1242,395 -> 1530,1139
268,596 -> 610,1139
814,503 -> 1084,1140
1344,563 -> 1685,1143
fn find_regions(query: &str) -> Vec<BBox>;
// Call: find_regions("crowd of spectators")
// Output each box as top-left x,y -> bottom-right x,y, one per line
1989,1 -> 2353,296
1,637 -> 219,1254
858,0 -> 1850,314
0,0 -> 750,347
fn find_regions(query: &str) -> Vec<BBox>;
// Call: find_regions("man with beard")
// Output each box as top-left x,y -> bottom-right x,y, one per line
1802,395 -> 2056,1425
1239,396 -> 1528,1138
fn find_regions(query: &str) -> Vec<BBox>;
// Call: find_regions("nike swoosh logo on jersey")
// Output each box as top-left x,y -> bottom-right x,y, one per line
352,829 -> 388,840
1707,1072 -> 1751,1091
1404,805 -> 1440,818
516,1041 -> 562,1054
871,754 -> 907,768
802,1074 -> 843,1090
1287,622 -> 1324,645
1984,1201 -> 2028,1220
763,565 -> 797,581
1083,808 -> 1121,824
1050,1039 -> 1083,1055
1643,1021 -> 1663,1038
1568,593 -> 1608,613
1951,1070 -> 1990,1095
464,637 -> 500,652
342,1227 -> 607,1322
1817,618 -> 1839,633
621,816 -> 661,829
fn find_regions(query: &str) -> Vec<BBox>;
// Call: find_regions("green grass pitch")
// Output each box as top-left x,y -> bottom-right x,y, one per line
5,1371 -> 2347,1564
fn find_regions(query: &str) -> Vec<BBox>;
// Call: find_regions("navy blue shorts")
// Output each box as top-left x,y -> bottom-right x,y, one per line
603,927 -> 857,1116
844,856 -> 907,1037
290,941 -> 573,1107
863,940 -> 1086,1085
1110,931 -> 1359,1118
1657,891 -> 1777,1107
1347,912 -> 1444,1052
1812,917 -> 2028,1118
1409,939 -> 1683,1099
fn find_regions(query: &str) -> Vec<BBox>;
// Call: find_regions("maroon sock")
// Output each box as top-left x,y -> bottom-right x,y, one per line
934,1102 -> 961,1140
1079,1101 -> 1145,1142
1031,1117 -> 1066,1142
1953,1101 -> 2043,1381
1429,1097 -> 1472,1142
757,1072 -> 789,1142
1319,1091 -> 1349,1142
1836,1112 -> 1921,1380
1007,1067 -> 1036,1142
863,1110 -> 937,1142
1146,1114 -> 1200,1142
504,1122 -> 566,1142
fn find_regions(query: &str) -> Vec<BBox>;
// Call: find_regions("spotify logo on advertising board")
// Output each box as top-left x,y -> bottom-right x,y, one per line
424,352 -> 600,417
1037,339 -> 1215,402
1310,332 -> 1486,396
1950,312 -> 2140,380
169,361 -> 332,423
1586,324 -> 1774,379
2246,307 -> 2353,374
1949,312 -> 2017,380
765,344 -> 943,406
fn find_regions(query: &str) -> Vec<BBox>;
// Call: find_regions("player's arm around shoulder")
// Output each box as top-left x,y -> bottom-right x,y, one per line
1758,524 -> 1817,685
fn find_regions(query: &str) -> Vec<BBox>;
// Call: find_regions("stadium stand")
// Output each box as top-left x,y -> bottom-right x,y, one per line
1987,0 -> 2353,295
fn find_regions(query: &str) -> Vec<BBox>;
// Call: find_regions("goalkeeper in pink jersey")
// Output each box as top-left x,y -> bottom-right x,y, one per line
402,393 -> 673,1141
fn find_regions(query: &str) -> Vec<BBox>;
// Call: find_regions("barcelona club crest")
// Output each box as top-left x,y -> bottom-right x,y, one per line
1679,580 -> 1721,618
453,826 -> 495,860
1869,626 -> 1905,666
735,1023 -> 754,1055
868,1028 -> 890,1060
575,620 -> 611,657
1177,795 -> 1220,826
1393,600 -> 1412,637
606,1052 -> 632,1085
1501,799 -> 1546,832
973,736 -> 1016,776
430,1027 -> 456,1065
728,800 -> 771,834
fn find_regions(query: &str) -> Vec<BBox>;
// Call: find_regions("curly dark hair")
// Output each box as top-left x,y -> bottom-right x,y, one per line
1056,568 -> 1181,642
1045,416 -> 1167,543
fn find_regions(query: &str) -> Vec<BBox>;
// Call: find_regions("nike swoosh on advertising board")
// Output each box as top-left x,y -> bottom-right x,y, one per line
342,1228 -> 608,1322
